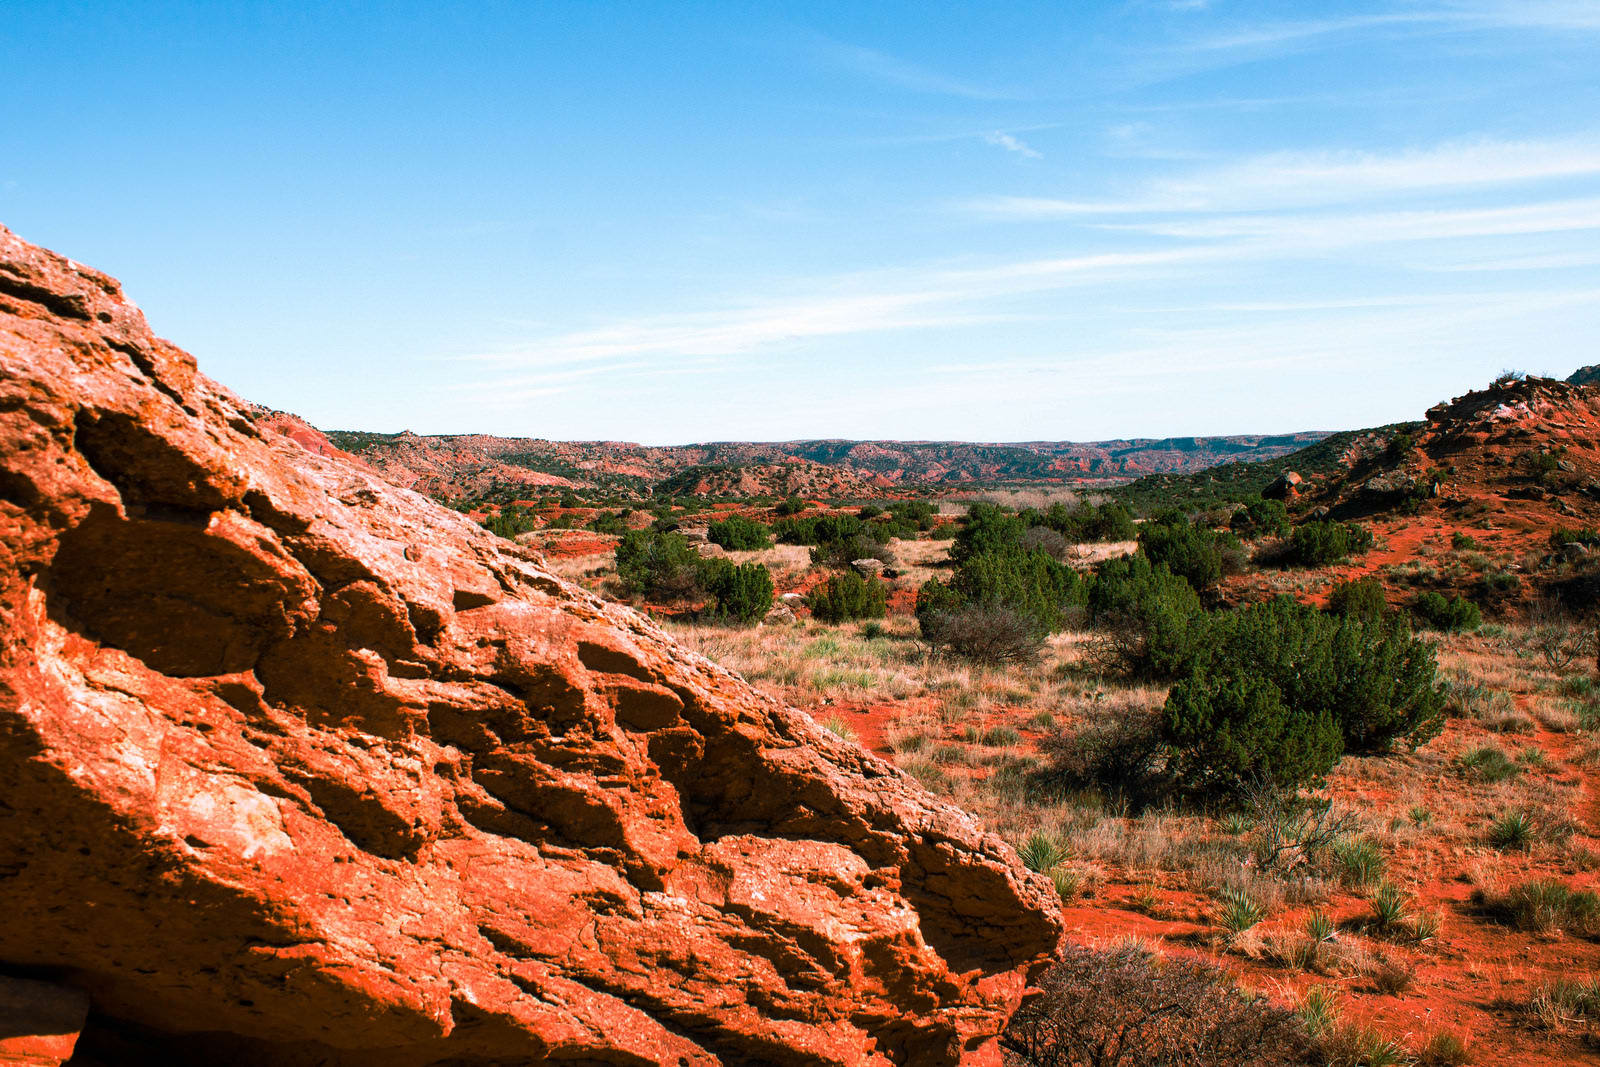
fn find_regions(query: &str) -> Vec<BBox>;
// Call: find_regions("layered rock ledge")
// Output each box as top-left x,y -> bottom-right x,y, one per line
0,224 -> 1061,1065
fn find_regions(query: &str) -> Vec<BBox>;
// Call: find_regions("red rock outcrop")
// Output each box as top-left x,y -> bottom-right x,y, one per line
0,224 -> 1062,1065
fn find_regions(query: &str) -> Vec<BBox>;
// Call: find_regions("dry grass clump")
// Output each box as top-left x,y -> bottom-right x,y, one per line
1416,1029 -> 1473,1065
1526,975 -> 1600,1030
1472,877 -> 1600,935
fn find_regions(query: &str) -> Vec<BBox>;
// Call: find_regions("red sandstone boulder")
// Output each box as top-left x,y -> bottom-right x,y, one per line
0,224 -> 1061,1065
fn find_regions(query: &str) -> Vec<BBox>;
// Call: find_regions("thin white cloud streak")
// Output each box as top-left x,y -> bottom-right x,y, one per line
1171,2 -> 1600,57
983,131 -> 1043,159
1181,13 -> 1433,53
457,248 -> 1219,370
1442,0 -> 1600,31
455,202 -> 1600,376
963,137 -> 1600,218
1106,197 -> 1600,245
812,38 -> 1017,100
923,286 -> 1600,389
456,129 -> 1600,385
1422,250 -> 1600,272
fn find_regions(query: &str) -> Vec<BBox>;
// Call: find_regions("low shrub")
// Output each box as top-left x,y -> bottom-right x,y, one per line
876,499 -> 938,538
919,515 -> 1082,659
1286,521 -> 1374,567
1022,500 -> 1138,543
587,510 -> 630,535
1412,591 -> 1481,632
1326,578 -> 1387,621
951,502 -> 1027,563
807,571 -> 887,623
1473,569 -> 1520,605
615,529 -> 709,600
1139,511 -> 1241,592
706,514 -> 772,551
810,531 -> 892,568
481,507 -> 539,539
1230,497 -> 1291,539
1162,668 -> 1342,802
699,559 -> 774,623
919,601 -> 1046,664
774,512 -> 878,547
1086,555 -> 1205,679
1551,525 -> 1600,550
1176,597 -> 1446,762
1039,710 -> 1168,809
1020,525 -> 1070,560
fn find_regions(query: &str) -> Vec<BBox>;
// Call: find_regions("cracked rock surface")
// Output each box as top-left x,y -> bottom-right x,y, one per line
0,223 -> 1062,1066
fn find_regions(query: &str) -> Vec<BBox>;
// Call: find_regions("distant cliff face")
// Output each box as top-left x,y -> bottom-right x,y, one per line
0,223 -> 1062,1066
323,430 -> 1331,500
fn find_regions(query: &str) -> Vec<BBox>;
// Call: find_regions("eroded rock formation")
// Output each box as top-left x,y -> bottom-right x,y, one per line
0,225 -> 1061,1065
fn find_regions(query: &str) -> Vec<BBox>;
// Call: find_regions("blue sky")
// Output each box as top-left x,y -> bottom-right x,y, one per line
5,1 -> 1600,443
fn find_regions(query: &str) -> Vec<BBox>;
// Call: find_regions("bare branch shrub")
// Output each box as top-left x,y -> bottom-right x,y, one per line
1003,943 -> 1315,1066
1528,593 -> 1599,673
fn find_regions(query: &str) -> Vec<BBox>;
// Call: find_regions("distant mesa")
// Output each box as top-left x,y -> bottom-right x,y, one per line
318,428 -> 1334,503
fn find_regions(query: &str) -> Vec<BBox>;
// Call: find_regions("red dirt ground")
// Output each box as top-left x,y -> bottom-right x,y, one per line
811,694 -> 1600,1065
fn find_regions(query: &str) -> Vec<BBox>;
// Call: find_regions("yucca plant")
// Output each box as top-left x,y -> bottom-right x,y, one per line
1297,986 -> 1340,1038
1050,865 -> 1083,902
1306,909 -> 1337,944
1489,809 -> 1536,851
1332,837 -> 1385,889
1221,811 -> 1253,835
1371,882 -> 1410,932
1357,1030 -> 1409,1067
1458,743 -> 1521,782
1018,831 -> 1066,874
1216,886 -> 1267,935
1410,909 -> 1441,945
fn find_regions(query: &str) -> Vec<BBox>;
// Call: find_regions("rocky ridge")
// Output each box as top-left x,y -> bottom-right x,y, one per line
1314,374 -> 1600,524
0,224 -> 1061,1065
324,430 -> 1330,499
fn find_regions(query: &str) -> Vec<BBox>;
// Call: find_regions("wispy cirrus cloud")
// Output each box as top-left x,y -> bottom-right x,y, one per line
1438,0 -> 1600,31
811,36 -> 1018,100
1107,197 -> 1600,245
962,136 -> 1600,218
1169,1 -> 1600,56
982,130 -> 1042,159
457,247 -> 1216,370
